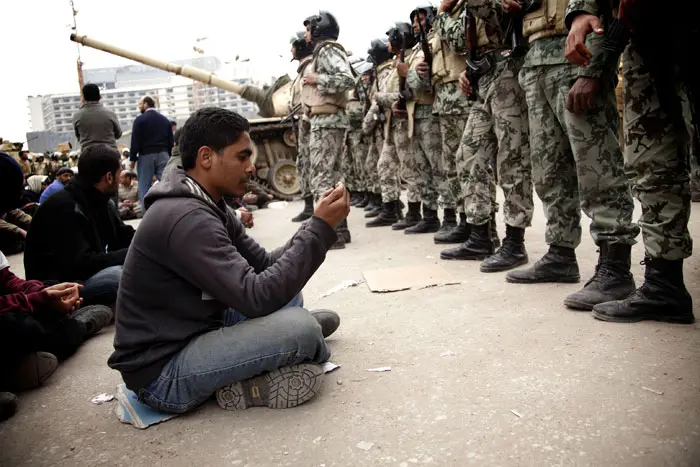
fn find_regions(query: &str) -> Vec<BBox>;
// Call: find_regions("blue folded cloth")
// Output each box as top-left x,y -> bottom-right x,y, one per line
115,383 -> 177,429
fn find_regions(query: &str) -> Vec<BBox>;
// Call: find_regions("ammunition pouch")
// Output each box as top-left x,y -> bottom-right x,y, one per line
306,104 -> 342,116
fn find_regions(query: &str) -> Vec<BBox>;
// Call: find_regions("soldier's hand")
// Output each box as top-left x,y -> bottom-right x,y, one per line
303,73 -> 319,85
566,14 -> 604,67
314,183 -> 350,229
459,71 -> 472,97
566,77 -> 600,114
416,61 -> 430,78
396,62 -> 410,78
502,0 -> 522,13
439,0 -> 459,13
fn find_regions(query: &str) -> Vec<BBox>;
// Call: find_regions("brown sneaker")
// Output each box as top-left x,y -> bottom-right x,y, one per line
9,352 -> 58,392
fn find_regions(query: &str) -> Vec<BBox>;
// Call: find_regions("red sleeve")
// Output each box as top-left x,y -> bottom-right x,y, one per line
0,268 -> 45,294
0,267 -> 50,313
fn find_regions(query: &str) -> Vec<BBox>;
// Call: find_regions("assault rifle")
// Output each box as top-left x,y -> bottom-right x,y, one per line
417,18 -> 432,86
465,12 -> 491,101
280,103 -> 302,124
397,33 -> 410,111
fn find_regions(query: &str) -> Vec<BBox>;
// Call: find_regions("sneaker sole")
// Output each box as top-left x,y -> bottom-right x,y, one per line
506,275 -> 581,284
592,310 -> 696,324
216,363 -> 324,410
480,257 -> 529,273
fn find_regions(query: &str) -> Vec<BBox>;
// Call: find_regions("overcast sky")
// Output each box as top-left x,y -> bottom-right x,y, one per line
0,0 -> 416,142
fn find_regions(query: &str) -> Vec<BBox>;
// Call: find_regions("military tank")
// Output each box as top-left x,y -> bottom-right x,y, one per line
70,34 -> 300,197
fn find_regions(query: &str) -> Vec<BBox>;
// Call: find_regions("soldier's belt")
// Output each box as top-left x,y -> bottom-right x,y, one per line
307,104 -> 342,116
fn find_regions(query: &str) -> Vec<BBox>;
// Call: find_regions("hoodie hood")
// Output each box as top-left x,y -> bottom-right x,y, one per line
144,166 -> 228,223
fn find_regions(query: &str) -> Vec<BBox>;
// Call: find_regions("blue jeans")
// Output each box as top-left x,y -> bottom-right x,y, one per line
80,266 -> 122,308
138,293 -> 331,414
136,151 -> 169,212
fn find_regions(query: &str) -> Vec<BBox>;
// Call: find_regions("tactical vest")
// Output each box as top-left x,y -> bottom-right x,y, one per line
474,16 -> 501,54
523,0 -> 569,43
290,56 -> 313,108
301,40 -> 350,114
430,1 -> 468,86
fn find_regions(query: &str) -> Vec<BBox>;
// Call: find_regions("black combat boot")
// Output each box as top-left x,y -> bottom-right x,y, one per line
366,201 -> 399,227
434,212 -> 471,244
364,194 -> 383,218
355,192 -> 370,208
329,230 -> 346,250
592,258 -> 695,324
506,245 -> 580,284
336,218 -> 351,244
405,205 -> 441,234
364,192 -> 380,211
392,202 -> 421,230
291,196 -> 314,223
349,192 -> 361,206
490,212 -> 500,249
564,243 -> 635,311
440,222 -> 494,260
480,225 -> 528,273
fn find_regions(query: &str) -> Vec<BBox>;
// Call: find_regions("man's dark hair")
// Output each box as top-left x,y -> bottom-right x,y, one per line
142,96 -> 156,108
77,144 -> 121,184
82,83 -> 101,102
56,167 -> 73,177
179,107 -> 250,170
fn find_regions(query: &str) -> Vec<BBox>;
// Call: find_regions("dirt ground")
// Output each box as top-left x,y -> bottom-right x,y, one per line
1,199 -> 699,467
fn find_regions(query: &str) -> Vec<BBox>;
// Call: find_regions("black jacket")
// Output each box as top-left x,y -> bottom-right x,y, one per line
108,167 -> 336,391
24,176 -> 135,282
129,109 -> 173,159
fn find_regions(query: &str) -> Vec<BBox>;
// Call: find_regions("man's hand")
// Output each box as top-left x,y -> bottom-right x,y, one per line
22,202 -> 37,211
242,193 -> 258,205
238,208 -> 254,228
458,71 -> 473,97
416,61 -> 430,78
396,62 -> 410,78
566,77 -> 600,114
302,73 -> 319,85
314,183 -> 350,229
439,0 -> 459,13
18,229 -> 27,239
44,283 -> 83,316
129,161 -> 136,169
566,14 -> 604,67
502,0 -> 522,13
123,199 -> 132,207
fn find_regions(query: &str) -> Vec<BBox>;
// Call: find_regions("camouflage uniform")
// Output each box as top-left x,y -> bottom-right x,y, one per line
303,42 -> 355,201
517,1 -> 638,249
433,7 -> 472,211
342,81 -> 369,193
291,56 -> 313,198
457,1 -> 533,229
363,61 -> 394,197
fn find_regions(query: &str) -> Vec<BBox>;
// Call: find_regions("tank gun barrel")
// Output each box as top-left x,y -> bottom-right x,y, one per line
69,33 -> 245,95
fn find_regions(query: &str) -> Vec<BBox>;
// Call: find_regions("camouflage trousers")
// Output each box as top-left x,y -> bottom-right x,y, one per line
365,129 -> 383,194
459,59 -> 533,228
378,119 -> 421,203
438,114 -> 469,211
309,126 -> 345,201
411,112 -> 442,210
519,63 -> 639,248
342,128 -> 368,192
622,42 -> 692,260
296,121 -> 312,198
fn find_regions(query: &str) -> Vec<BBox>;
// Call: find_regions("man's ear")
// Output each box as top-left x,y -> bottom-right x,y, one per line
197,146 -> 214,169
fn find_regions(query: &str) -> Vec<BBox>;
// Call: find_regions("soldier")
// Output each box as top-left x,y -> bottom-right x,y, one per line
420,0 -> 472,244
439,0 -> 534,273
34,154 -> 49,176
289,31 -> 315,223
346,59 -> 373,209
502,0 -> 640,313
366,23 -> 421,229
565,1 -> 696,324
362,39 -> 395,220
301,11 -> 355,249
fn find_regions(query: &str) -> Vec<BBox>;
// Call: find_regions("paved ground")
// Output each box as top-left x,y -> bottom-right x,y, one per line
1,198 -> 699,467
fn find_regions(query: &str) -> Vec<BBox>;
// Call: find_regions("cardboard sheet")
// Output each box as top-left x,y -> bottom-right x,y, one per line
362,264 -> 459,293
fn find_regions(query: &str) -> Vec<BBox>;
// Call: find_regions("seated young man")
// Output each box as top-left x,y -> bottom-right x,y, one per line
117,171 -> 141,220
24,145 -> 135,309
109,108 -> 348,414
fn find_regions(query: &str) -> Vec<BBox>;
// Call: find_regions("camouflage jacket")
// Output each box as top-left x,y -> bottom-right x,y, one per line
347,80 -> 369,130
405,43 -> 435,120
433,12 -> 471,115
0,209 -> 31,237
310,43 -> 355,130
363,60 -> 394,135
524,0 -> 616,82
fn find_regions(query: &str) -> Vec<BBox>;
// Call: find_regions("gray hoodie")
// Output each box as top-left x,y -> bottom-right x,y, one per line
108,167 -> 337,391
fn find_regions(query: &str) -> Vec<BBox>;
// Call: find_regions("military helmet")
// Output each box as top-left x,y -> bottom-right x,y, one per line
304,11 -> 340,41
290,31 -> 313,60
410,5 -> 437,29
367,38 -> 392,66
387,22 -> 418,50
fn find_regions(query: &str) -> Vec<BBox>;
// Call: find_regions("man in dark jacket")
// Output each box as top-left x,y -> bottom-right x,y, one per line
130,96 -> 174,213
109,107 -> 349,414
24,144 -> 135,309
72,83 -> 122,152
